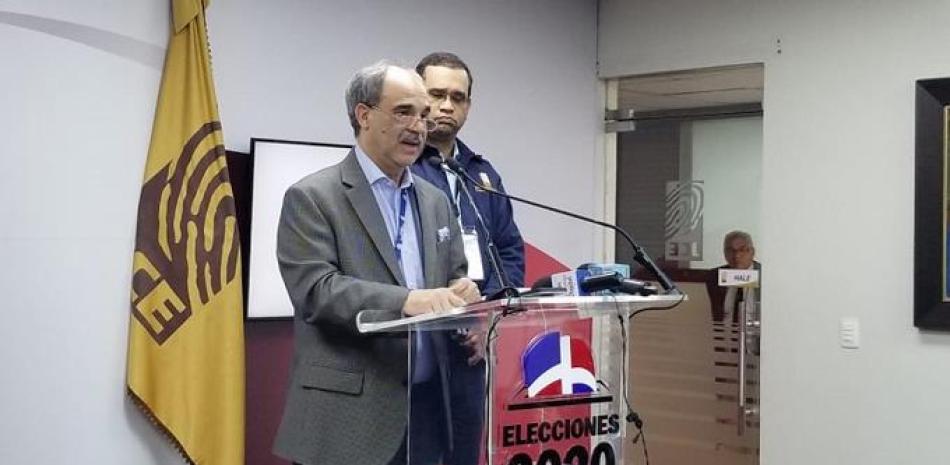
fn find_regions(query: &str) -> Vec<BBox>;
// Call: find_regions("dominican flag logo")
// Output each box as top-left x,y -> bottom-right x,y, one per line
522,331 -> 598,398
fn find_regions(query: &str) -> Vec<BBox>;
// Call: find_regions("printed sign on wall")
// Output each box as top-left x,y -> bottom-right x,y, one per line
664,180 -> 704,262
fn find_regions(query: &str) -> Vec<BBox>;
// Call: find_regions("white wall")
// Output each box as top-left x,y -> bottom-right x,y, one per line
691,117 -> 763,269
0,2 -> 178,463
0,1 -> 597,463
600,1 -> 950,464
209,0 -> 601,267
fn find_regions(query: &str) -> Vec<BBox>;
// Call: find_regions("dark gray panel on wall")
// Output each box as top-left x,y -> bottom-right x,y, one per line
615,121 -> 681,269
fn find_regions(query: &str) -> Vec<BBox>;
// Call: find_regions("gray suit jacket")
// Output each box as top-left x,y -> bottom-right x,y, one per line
272,151 -> 467,465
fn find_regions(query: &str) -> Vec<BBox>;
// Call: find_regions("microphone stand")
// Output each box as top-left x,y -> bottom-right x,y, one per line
442,158 -> 679,295
428,156 -> 519,299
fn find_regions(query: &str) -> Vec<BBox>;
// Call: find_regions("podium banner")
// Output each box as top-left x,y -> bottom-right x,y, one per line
362,295 -> 684,465
488,310 -> 624,465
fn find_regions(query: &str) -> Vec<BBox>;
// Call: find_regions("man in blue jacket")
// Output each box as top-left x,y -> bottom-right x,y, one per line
410,52 -> 525,465
411,52 -> 525,295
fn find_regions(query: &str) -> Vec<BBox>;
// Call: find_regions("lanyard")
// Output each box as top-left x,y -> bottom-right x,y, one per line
445,170 -> 462,215
392,187 -> 410,265
454,177 -> 462,215
445,169 -> 465,233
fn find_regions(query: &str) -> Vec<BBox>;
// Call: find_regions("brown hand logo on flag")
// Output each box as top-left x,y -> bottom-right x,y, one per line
130,121 -> 240,345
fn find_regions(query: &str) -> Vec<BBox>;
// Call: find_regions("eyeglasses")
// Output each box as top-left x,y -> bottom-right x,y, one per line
368,106 -> 437,132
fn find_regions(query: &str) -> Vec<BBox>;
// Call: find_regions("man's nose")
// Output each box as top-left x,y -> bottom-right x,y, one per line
407,117 -> 427,133
439,98 -> 454,112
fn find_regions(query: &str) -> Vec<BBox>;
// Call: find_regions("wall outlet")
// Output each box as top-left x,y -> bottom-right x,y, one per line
840,317 -> 860,349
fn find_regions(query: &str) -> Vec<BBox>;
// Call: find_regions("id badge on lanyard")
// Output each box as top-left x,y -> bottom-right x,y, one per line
462,227 -> 484,281
449,169 -> 484,281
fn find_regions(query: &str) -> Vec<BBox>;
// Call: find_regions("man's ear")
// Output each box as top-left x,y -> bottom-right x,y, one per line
355,103 -> 372,131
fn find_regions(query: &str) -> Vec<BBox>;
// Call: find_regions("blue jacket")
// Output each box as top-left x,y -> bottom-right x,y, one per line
411,139 -> 525,293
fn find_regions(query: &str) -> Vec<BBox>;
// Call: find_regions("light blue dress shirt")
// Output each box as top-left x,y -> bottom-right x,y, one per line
354,147 -> 434,383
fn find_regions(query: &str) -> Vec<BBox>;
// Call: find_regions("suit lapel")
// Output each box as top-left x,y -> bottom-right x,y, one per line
415,185 -> 441,289
340,152 -> 407,287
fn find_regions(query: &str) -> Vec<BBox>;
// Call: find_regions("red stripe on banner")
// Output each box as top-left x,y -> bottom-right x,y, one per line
538,381 -> 562,397
570,339 -> 594,373
524,242 -> 570,286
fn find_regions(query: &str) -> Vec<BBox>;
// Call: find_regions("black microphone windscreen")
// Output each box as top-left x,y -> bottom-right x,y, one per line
579,272 -> 623,293
426,155 -> 443,167
618,279 -> 658,296
444,156 -> 464,172
531,275 -> 553,290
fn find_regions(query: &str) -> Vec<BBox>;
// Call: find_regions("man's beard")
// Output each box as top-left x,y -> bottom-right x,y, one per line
428,125 -> 458,144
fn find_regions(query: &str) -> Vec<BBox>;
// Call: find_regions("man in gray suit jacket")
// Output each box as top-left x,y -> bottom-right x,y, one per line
273,62 -> 480,465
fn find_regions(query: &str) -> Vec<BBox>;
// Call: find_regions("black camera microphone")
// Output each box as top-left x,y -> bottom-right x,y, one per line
580,272 -> 658,296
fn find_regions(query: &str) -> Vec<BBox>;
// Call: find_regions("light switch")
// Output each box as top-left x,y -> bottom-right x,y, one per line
840,317 -> 860,349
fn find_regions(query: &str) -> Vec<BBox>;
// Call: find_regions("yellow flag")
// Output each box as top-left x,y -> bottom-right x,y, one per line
126,1 -> 244,464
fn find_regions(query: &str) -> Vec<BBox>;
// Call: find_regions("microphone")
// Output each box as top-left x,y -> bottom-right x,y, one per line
580,272 -> 658,296
425,155 -> 517,299
530,275 -> 553,289
442,156 -> 465,175
442,162 -> 680,294
532,263 -> 591,292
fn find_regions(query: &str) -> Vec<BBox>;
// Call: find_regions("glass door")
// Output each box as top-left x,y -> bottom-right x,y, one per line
604,64 -> 763,465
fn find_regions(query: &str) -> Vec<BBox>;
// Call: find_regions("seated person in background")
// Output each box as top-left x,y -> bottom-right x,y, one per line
706,230 -> 761,324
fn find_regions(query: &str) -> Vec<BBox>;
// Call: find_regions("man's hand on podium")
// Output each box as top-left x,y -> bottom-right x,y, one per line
459,331 -> 486,366
402,288 -> 467,316
449,278 -> 480,304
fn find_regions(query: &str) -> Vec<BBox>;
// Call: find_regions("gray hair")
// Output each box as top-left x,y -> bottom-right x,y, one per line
723,230 -> 754,248
345,60 -> 391,137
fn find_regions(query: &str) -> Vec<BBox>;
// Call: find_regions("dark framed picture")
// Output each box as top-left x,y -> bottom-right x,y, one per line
915,78 -> 950,329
